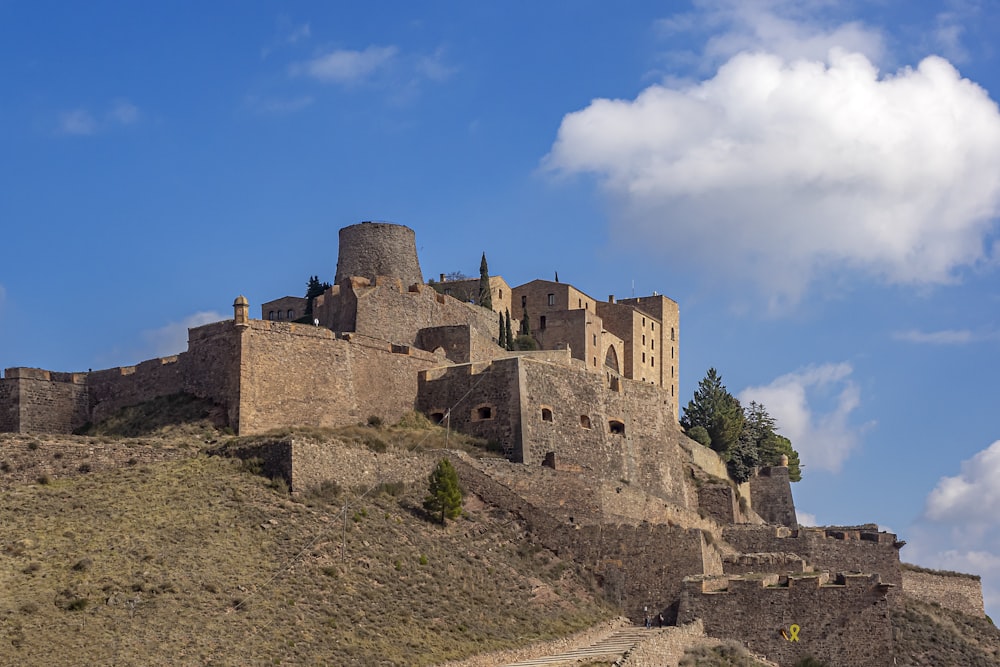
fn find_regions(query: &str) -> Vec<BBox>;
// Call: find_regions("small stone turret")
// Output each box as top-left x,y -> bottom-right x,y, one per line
233,295 -> 250,326
335,221 -> 424,287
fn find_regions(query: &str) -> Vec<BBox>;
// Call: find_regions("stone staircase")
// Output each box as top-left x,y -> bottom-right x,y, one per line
499,626 -> 661,666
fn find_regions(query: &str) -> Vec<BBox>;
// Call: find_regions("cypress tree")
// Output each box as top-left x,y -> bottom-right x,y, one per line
521,305 -> 530,336
478,253 -> 493,310
504,309 -> 514,351
498,312 -> 506,348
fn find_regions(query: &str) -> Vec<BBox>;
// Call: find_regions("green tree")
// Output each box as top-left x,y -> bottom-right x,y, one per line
727,431 -> 761,484
423,459 -> 463,524
478,253 -> 493,310
744,401 -> 802,481
680,368 -> 744,460
520,305 -> 531,336
304,275 -> 331,316
504,309 -> 514,351
498,312 -> 506,348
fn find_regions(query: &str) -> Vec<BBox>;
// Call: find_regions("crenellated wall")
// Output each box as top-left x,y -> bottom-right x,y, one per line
724,524 -> 904,587
678,572 -> 895,666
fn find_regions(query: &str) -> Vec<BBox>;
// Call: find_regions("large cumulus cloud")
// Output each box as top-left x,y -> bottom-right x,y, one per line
545,48 -> 1000,304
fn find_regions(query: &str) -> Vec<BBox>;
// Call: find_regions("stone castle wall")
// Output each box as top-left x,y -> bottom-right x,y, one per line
452,455 -> 719,623
678,573 -> 894,666
724,524 -> 903,587
901,567 -> 986,617
0,369 -> 89,434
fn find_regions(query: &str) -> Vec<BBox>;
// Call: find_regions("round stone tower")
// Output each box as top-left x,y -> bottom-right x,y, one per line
335,221 -> 424,287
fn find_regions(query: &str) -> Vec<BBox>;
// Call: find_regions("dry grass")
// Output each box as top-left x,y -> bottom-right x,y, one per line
0,449 -> 613,666
678,641 -> 772,666
893,594 -> 1000,666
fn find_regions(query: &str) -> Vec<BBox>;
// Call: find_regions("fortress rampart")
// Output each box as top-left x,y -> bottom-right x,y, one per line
724,524 -> 903,587
901,566 -> 986,617
677,572 -> 894,666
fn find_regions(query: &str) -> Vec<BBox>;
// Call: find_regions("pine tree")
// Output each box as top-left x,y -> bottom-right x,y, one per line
305,276 -> 331,316
680,368 -> 744,460
478,253 -> 493,310
504,309 -> 514,351
423,459 -> 463,524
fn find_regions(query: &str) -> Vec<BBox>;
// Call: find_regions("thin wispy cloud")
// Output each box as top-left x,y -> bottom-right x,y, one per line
245,94 -> 315,115
261,19 -> 311,59
291,45 -> 398,85
739,363 -> 868,472
547,2 -> 1000,308
57,100 -> 141,136
892,328 -> 994,344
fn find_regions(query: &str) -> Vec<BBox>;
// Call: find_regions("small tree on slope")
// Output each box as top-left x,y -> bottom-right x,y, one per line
423,459 -> 463,525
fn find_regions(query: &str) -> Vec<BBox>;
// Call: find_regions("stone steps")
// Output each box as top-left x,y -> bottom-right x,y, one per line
500,627 -> 663,666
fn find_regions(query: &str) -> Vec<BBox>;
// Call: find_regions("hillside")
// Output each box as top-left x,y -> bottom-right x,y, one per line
2,421 -> 999,667
0,434 -> 612,666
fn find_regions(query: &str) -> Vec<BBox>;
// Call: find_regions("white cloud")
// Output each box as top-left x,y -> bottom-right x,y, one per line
141,311 -> 224,358
292,45 -> 398,84
738,363 -> 865,472
245,94 -> 314,114
925,440 -> 1000,524
58,109 -> 97,135
547,12 -> 1000,306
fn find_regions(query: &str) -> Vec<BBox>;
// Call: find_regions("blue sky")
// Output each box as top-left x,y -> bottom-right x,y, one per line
3,0 -> 1000,616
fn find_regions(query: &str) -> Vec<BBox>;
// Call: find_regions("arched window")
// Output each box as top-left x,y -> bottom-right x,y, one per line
268,311 -> 275,320
429,411 -> 446,424
541,408 -> 553,422
473,405 -> 494,421
609,420 -> 625,435
604,346 -> 620,373
580,415 -> 592,429
287,309 -> 294,319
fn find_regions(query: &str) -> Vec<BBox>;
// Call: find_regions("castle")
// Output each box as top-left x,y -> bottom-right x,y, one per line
0,221 -> 987,666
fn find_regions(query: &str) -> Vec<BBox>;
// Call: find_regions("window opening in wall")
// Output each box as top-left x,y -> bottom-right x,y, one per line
499,289 -> 503,299
276,311 -> 282,320
652,322 -> 655,331
541,408 -> 553,422
593,333 -> 597,346
671,366 -> 674,378
475,406 -> 493,420
580,415 -> 592,429
287,310 -> 294,319
578,298 -> 582,308
642,335 -> 646,345
548,293 -> 555,306
671,327 -> 675,341
642,317 -> 646,327
609,420 -> 625,435
540,316 -> 546,329
522,295 -> 527,307
593,357 -> 597,366
651,356 -> 655,367
268,311 -> 275,320
671,346 -> 674,358
651,340 -> 655,350
642,352 -> 646,363
429,411 -> 445,424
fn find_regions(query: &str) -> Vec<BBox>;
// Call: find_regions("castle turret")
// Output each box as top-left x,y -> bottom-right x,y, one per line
335,221 -> 424,287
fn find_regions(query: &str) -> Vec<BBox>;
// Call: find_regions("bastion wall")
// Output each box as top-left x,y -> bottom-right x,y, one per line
677,572 -> 895,666
901,567 -> 986,617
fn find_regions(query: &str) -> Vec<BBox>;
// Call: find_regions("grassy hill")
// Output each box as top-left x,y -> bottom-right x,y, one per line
0,438 -> 613,666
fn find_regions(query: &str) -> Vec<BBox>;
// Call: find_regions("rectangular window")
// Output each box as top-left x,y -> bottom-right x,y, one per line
578,298 -> 582,308
651,322 -> 655,331
548,293 -> 555,306
593,334 -> 597,346
540,316 -> 546,329
651,340 -> 655,350
642,352 -> 646,363
642,317 -> 646,327
671,327 -> 675,341
642,335 -> 646,345
651,356 -> 655,367
521,295 -> 527,307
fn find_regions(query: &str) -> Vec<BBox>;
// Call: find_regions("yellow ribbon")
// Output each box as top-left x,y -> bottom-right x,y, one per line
787,624 -> 800,642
